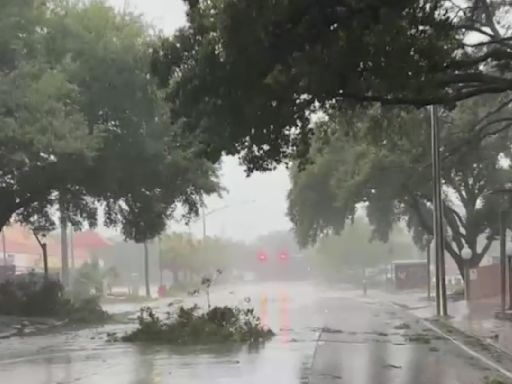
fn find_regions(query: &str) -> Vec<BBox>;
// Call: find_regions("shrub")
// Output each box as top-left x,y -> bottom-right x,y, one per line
0,276 -> 67,317
72,262 -> 118,301
122,305 -> 274,345
68,296 -> 110,324
0,275 -> 109,323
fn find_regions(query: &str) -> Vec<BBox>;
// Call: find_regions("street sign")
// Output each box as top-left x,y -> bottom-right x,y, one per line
470,269 -> 478,281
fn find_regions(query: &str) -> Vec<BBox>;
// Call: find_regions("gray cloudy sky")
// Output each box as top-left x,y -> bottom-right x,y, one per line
105,0 -> 292,242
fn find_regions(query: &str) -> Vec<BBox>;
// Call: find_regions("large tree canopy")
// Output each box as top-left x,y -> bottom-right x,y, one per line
152,0 -> 512,171
288,96 -> 512,277
0,0 -> 220,242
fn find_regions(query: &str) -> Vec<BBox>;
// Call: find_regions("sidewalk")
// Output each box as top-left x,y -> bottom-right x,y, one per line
383,290 -> 512,355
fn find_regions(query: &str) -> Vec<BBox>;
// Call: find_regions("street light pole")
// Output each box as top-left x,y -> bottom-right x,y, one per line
201,206 -> 207,240
431,105 -> 448,317
200,200 -> 256,240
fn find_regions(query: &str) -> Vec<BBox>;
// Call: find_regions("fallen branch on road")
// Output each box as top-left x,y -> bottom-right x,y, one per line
121,305 -> 274,345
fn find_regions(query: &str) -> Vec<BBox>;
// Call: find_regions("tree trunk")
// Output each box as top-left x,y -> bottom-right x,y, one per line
451,254 -> 465,282
144,241 -> 150,298
0,215 -> 10,234
59,198 -> 69,288
42,243 -> 48,279
0,204 -> 16,233
70,227 -> 75,277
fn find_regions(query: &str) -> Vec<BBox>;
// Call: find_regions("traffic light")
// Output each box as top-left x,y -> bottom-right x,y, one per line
257,250 -> 268,262
278,250 -> 289,261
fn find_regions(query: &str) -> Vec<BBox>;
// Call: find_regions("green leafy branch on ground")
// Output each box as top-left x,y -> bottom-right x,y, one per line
121,305 -> 274,345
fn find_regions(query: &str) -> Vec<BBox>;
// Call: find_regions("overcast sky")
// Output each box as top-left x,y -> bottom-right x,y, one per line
105,0 -> 292,242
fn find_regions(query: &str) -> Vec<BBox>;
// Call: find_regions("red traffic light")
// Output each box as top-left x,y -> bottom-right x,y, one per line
278,250 -> 289,261
257,250 -> 268,262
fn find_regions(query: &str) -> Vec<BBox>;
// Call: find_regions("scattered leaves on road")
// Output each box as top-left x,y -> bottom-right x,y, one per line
394,322 -> 411,330
405,334 -> 431,344
323,327 -> 344,334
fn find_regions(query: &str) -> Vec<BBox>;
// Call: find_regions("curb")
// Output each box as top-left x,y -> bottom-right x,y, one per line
0,319 -> 68,340
390,299 -> 512,359
422,318 -> 512,380
433,317 -> 512,361
0,330 -> 17,340
389,300 -> 512,379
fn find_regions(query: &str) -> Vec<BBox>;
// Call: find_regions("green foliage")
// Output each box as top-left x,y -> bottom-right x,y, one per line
0,275 -> 108,323
485,378 -> 506,384
0,0 -> 220,242
68,296 -> 109,324
288,97 -> 512,277
122,305 -> 274,345
72,262 -> 118,301
0,277 -> 66,317
152,0 -> 512,170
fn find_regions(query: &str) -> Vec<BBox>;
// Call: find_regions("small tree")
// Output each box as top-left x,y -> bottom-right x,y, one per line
201,269 -> 223,310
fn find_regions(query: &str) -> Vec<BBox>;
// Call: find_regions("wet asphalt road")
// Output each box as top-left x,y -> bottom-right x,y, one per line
0,282 -> 509,384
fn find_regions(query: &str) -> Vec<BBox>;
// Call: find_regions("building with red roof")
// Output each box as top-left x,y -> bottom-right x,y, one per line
0,224 -> 62,272
0,225 -> 109,273
72,230 -> 111,251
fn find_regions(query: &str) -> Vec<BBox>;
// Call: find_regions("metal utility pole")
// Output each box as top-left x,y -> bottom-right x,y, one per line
201,206 -> 207,240
431,105 -> 448,317
500,210 -> 507,315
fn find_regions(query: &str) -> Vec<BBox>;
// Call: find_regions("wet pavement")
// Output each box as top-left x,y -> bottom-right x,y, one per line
0,282 -> 510,383
311,296 -> 510,384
